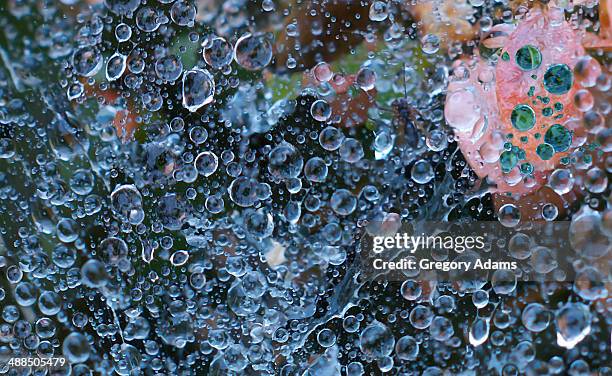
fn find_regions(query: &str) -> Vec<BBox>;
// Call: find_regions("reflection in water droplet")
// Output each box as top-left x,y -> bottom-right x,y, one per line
182,68 -> 215,112
106,53 -> 127,81
234,33 -> 272,71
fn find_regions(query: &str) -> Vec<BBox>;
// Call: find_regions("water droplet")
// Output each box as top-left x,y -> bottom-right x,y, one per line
548,168 -> 574,194
63,332 -> 91,363
411,160 -> 434,184
498,204 -> 521,227
115,23 -> 132,42
421,34 -> 440,55
194,151 -> 218,177
268,142 -> 303,180
468,318 -> 489,347
536,143 -> 555,160
511,104 -> 536,131
72,47 -> 102,77
356,67 -> 376,91
304,157 -> 328,182
339,138 -> 364,163
203,37 -> 233,69
310,99 -> 332,122
155,55 -> 183,81
515,45 -> 542,71
170,1 -> 196,26
359,321 -> 394,358
110,184 -> 145,225
522,303 -> 551,333
106,52 -> 127,81
135,7 -> 161,32
544,64 -> 573,95
319,126 -> 345,151
369,1 -> 388,21
228,177 -> 259,207
181,68 -> 215,112
544,124 -> 572,153
555,303 -> 591,349
330,189 -> 356,216
234,33 -> 272,71
313,62 -> 333,82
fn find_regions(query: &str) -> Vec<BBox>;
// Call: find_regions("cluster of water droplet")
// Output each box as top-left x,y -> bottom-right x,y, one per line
0,0 -> 609,375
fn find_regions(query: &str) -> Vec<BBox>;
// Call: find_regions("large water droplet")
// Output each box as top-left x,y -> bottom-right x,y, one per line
182,68 -> 215,112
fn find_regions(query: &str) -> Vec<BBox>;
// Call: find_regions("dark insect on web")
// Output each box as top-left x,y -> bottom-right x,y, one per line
374,63 -> 425,150
390,97 -> 422,149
